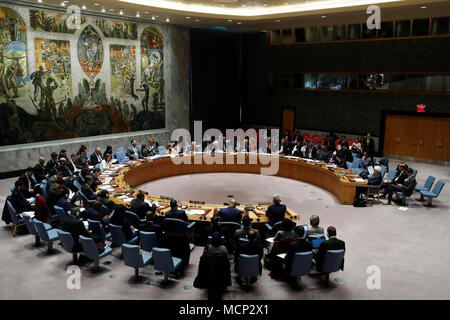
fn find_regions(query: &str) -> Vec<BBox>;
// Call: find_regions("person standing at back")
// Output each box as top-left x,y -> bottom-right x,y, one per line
165,199 -> 188,222
217,199 -> 242,223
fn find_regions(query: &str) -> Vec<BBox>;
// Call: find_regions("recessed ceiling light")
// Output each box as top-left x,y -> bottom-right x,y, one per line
109,8 -> 114,11
186,16 -> 191,19
195,19 -> 199,22
152,16 -> 155,20
136,12 -> 140,17
101,7 -> 106,13
155,15 -> 159,17
241,5 -> 246,7
119,9 -> 124,15
321,15 -> 326,18
263,4 -> 268,6
165,18 -> 170,22
237,22 -> 242,24
82,4 -> 86,9
93,2 -> 99,5
228,19 -> 232,22
144,11 -> 149,14
61,2 -> 66,6
275,20 -> 280,22
37,0 -> 43,3
284,2 -> 289,5
421,6 -> 427,9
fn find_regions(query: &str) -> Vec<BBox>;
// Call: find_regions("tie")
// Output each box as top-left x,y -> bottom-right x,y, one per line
28,176 -> 31,189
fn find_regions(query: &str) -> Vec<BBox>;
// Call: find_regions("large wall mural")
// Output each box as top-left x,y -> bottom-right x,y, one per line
140,27 -> 164,113
95,18 -> 137,40
0,5 -> 165,146
30,10 -> 86,34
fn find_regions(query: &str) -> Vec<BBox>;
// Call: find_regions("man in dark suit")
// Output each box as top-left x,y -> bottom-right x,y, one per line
45,152 -> 59,175
126,140 -> 139,160
131,192 -> 154,219
234,215 -> 261,245
61,214 -> 92,253
165,199 -> 189,222
217,199 -> 242,223
314,226 -> 345,272
75,147 -> 88,169
89,147 -> 103,166
46,171 -> 65,195
90,168 -> 102,192
81,176 -> 99,200
266,194 -> 286,225
314,147 -> 328,162
97,190 -> 116,212
305,141 -> 317,159
362,132 -> 375,156
19,167 -> 37,197
58,158 -> 72,177
67,154 -> 78,174
384,168 -> 417,205
380,163 -> 408,197
34,157 -> 47,183
11,180 -> 34,213
355,166 -> 383,199
284,225 -> 313,279
234,230 -> 264,285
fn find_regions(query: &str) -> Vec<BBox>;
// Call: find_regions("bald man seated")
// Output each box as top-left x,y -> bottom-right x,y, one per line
217,199 -> 242,224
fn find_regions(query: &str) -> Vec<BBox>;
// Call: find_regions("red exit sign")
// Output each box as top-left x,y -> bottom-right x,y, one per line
417,104 -> 426,112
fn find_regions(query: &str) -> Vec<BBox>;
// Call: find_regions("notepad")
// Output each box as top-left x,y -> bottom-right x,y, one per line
266,237 -> 274,243
23,211 -> 35,219
277,253 -> 287,259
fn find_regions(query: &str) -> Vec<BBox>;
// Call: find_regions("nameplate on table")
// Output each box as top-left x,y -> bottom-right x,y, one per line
185,209 -> 206,215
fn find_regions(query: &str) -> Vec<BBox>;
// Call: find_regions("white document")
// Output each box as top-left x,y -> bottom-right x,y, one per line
83,221 -> 89,229
277,253 -> 287,259
185,209 -> 205,215
22,211 -> 35,218
354,178 -> 366,183
399,207 -> 408,211
266,237 -> 274,243
368,166 -> 374,176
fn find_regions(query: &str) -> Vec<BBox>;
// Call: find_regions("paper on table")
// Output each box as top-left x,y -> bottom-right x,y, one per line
277,253 -> 287,259
23,211 -> 35,218
399,207 -> 408,211
145,200 -> 159,207
185,209 -> 205,215
122,198 -> 133,202
266,237 -> 274,243
83,221 -> 89,229
354,178 -> 366,183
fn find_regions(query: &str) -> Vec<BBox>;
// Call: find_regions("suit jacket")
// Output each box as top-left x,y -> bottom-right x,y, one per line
46,175 -> 62,194
75,155 -> 87,169
217,206 -> 242,223
314,152 -> 328,162
233,227 -> 261,244
33,163 -> 47,183
139,149 -> 150,158
11,189 -> 33,213
81,184 -> 97,200
45,159 -> 58,173
400,176 -> 417,197
315,237 -> 345,272
126,146 -> 139,160
362,138 -> 375,154
194,249 -> 231,296
234,241 -> 264,274
266,203 -> 286,225
97,197 -> 116,212
367,172 -> 382,186
67,160 -> 78,174
89,152 -> 103,166
165,208 -> 188,222
393,170 -> 408,185
130,198 -> 152,219
359,156 -> 374,169
305,146 -> 317,159
61,214 -> 91,252
56,196 -> 72,214
19,173 -> 36,196
285,238 -> 313,274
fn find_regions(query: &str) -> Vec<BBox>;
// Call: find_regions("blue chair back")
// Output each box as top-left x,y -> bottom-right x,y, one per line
78,172 -> 85,183
157,146 -> 166,155
351,158 -> 361,169
116,147 -> 125,154
431,181 -> 445,196
322,249 -> 345,273
137,145 -> 142,152
87,152 -> 93,160
22,212 -> 38,235
57,230 -> 75,253
125,210 -> 144,228
152,247 -> 175,272
221,222 -> 241,233
140,231 -> 158,252
40,180 -> 48,198
164,218 -> 188,237
109,223 -> 127,246
422,176 -> 435,191
79,235 -> 100,259
100,205 -> 111,219
54,205 -> 68,220
33,219 -> 52,242
380,165 -> 387,178
237,254 -> 259,277
290,251 -> 313,277
87,219 -> 101,230
346,161 -> 352,170
309,233 -> 326,249
271,221 -> 282,234
6,200 -> 22,225
10,186 -> 15,193
73,180 -> 82,192
386,169 -> 397,181
412,169 -> 418,178
122,244 -> 145,268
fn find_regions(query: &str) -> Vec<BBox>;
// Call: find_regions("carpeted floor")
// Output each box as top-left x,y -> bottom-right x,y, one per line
1,158 -> 449,300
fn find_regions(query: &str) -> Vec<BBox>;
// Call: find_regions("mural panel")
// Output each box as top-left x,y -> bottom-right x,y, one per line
110,44 -> 137,101
77,25 -> 104,78
140,27 -> 164,113
30,10 -> 86,34
95,19 -> 137,40
0,7 -> 28,102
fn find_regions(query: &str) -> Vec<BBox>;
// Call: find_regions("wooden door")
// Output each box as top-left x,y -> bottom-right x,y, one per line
435,118 -> 450,162
282,107 -> 295,133
417,118 -> 439,160
399,116 -> 419,157
384,114 -> 403,155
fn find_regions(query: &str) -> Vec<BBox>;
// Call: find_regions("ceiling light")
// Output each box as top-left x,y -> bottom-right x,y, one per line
93,2 -> 99,5
195,19 -> 199,22
144,11 -> 149,14
61,2 -> 66,6
284,2 -> 289,5
321,15 -> 326,18
275,20 -> 280,22
263,4 -> 267,6
186,16 -> 191,19
136,12 -> 140,17
82,5 -> 86,9
166,18 -> 170,22
241,5 -> 246,7
37,0 -> 43,3
237,22 -> 242,24
228,19 -> 232,22
109,8 -> 114,11
101,7 -> 106,13
420,6 -> 427,9
119,9 -> 124,15
152,16 -> 156,20
155,15 -> 159,17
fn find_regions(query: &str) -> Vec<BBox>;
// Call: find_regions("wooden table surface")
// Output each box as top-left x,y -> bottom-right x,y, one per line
98,153 -> 367,224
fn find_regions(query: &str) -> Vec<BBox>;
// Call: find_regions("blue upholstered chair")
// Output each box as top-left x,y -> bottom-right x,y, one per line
125,210 -> 147,229
412,169 -> 418,179
385,169 -> 397,181
308,233 -> 326,249
22,212 -> 50,246
78,191 -> 95,209
78,172 -> 85,183
140,231 -> 158,253
220,221 -> 241,252
33,219 -> 60,254
54,205 -> 68,220
420,181 -> 445,206
79,235 -> 113,271
115,151 -> 130,164
415,176 -> 435,201
109,224 -> 139,254
122,244 -> 153,279
320,249 -> 345,286
157,146 -> 166,155
57,230 -> 78,264
164,218 -> 196,238
87,219 -> 111,240
265,221 -> 282,237
40,180 -> 48,199
152,247 -> 182,283
237,254 -> 260,292
286,251 -> 313,289
6,200 -> 26,236
73,180 -> 83,192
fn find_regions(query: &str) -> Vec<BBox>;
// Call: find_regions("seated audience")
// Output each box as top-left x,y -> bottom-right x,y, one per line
139,144 -> 150,158
89,147 -> 103,166
234,230 -> 264,285
269,219 -> 296,253
110,205 -> 136,241
165,143 -> 176,155
81,176 -> 100,200
265,194 -> 286,225
97,190 -> 116,212
380,163 -> 408,196
217,199 -> 242,223
34,157 -> 47,183
45,152 -> 59,176
194,232 -> 231,301
130,192 -> 154,219
75,146 -> 88,169
67,154 -> 79,174
11,180 -> 34,213
61,214 -> 92,253
284,225 -> 313,282
384,168 -> 417,205
126,140 -> 139,160
100,153 -> 113,171
234,215 -> 261,245
19,167 -> 37,197
314,226 -> 345,272
355,165 -> 383,199
103,146 -> 113,159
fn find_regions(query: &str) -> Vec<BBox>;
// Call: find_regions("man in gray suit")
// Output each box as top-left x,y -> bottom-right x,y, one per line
126,140 -> 139,160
